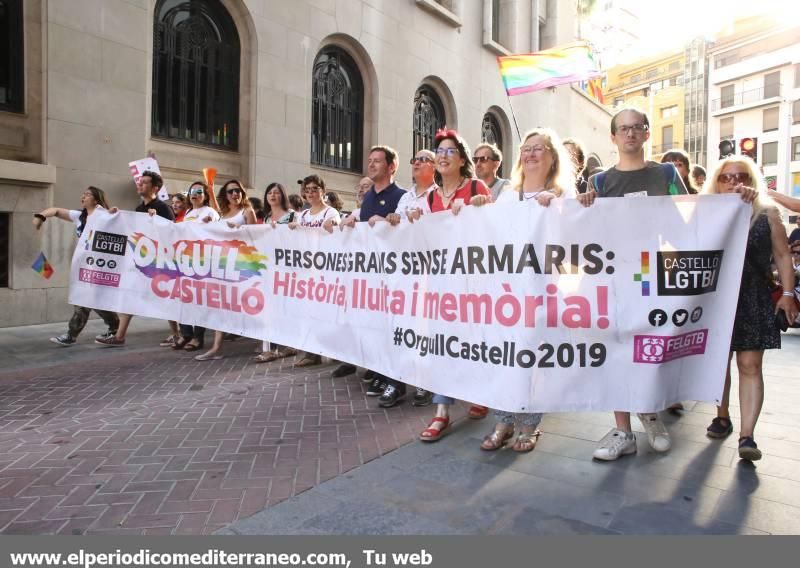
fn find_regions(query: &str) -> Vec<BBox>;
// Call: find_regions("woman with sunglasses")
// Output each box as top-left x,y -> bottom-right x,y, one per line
33,187 -> 120,346
703,157 -> 797,461
418,129 -> 492,442
195,180 -> 257,361
288,175 -> 340,367
254,182 -> 298,363
478,128 -> 574,453
171,181 -> 221,352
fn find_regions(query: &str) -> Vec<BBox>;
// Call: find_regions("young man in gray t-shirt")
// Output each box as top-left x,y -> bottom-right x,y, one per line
579,108 -> 685,462
579,108 -> 755,462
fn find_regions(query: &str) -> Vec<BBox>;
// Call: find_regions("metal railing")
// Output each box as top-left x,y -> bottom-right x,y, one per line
711,85 -> 781,111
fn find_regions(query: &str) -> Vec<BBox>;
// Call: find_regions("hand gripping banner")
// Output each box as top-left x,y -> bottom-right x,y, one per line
70,195 -> 750,413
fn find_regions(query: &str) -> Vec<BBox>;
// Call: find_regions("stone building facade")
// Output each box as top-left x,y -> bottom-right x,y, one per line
0,0 -> 612,327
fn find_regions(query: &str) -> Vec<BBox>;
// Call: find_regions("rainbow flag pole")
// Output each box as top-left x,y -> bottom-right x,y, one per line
497,41 -> 603,141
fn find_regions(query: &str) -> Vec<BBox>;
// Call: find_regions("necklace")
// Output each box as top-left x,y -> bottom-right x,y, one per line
440,177 -> 464,199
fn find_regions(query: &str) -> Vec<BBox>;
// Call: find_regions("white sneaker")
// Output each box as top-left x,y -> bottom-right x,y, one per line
593,428 -> 637,461
637,413 -> 671,452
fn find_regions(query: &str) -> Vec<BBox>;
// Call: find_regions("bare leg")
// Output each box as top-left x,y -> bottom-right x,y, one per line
198,331 -> 224,358
115,314 -> 132,339
716,355 -> 733,419
735,350 -> 764,438
614,411 -> 632,432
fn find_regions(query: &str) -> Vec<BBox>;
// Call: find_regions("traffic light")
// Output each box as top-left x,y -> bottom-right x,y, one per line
718,139 -> 735,159
740,137 -> 758,163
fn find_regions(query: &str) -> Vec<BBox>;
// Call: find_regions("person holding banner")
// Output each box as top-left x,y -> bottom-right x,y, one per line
254,182 -> 298,364
478,128 -> 573,451
418,129 -> 492,439
34,187 -> 120,347
395,149 -> 436,222
173,181 -> 220,352
576,109 -> 686,460
194,180 -> 257,361
287,175 -> 341,368
97,171 -> 174,347
578,108 -> 756,461
341,145 -> 408,406
703,156 -> 798,461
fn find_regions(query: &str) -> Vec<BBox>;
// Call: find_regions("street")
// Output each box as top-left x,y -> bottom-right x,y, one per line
0,318 -> 799,535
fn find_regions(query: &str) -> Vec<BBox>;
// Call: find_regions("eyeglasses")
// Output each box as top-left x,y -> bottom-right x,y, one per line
520,145 -> 548,155
435,148 -> 460,157
189,188 -> 205,196
717,172 -> 751,185
473,156 -> 497,163
616,124 -> 649,135
305,185 -> 322,192
226,187 -> 243,195
410,157 -> 433,164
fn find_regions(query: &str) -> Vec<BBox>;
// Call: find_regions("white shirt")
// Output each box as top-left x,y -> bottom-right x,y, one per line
183,206 -> 220,223
221,208 -> 247,227
395,184 -> 435,218
298,206 -> 341,228
69,206 -> 105,237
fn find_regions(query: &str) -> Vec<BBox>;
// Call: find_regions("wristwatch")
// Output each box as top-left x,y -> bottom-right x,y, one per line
34,213 -> 46,222
782,291 -> 795,297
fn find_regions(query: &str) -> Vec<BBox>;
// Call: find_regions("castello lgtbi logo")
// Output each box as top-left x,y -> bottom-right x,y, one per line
130,234 -> 268,315
635,249 -> 724,297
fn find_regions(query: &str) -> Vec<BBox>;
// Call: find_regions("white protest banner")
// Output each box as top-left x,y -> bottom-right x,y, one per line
70,195 -> 750,412
128,157 -> 170,202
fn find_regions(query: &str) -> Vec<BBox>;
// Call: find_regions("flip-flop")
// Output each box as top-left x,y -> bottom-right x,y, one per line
254,352 -> 281,363
194,353 -> 223,361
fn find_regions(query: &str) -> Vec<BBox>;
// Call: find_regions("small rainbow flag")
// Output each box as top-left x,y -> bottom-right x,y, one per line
497,41 -> 603,96
586,77 -> 606,104
32,252 -> 54,279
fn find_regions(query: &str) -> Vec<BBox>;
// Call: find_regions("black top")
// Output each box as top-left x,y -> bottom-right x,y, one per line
136,197 -> 175,221
359,182 -> 406,222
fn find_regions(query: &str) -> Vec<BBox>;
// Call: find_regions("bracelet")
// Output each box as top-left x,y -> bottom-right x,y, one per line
34,213 -> 46,222
782,291 -> 795,297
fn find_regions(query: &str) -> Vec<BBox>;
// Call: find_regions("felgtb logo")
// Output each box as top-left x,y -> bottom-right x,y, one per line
633,329 -> 708,364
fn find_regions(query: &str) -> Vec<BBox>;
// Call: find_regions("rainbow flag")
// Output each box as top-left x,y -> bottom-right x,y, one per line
497,42 -> 603,96
32,252 -> 54,279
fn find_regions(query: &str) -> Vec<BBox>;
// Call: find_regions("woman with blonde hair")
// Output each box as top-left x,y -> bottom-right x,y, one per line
498,127 -> 576,207
478,128 -> 574,453
703,156 -> 798,460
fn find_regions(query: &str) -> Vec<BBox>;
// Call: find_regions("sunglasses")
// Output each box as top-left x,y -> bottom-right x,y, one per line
410,157 -> 433,164
226,187 -> 243,195
473,156 -> 497,163
717,172 -> 751,185
189,188 -> 205,196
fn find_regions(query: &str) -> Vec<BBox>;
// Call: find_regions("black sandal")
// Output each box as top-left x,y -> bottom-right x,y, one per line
706,417 -> 733,439
172,337 -> 189,350
738,436 -> 762,461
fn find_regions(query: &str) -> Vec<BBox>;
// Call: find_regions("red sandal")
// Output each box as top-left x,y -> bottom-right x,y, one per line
468,405 -> 489,419
419,416 -> 450,442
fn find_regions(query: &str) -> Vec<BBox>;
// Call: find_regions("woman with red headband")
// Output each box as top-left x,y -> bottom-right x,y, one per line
417,128 -> 493,443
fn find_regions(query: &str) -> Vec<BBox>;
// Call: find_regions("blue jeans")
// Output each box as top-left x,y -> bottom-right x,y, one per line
432,394 -> 454,405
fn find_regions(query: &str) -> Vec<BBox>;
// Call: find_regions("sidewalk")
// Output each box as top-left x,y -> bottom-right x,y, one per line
0,320 -> 799,534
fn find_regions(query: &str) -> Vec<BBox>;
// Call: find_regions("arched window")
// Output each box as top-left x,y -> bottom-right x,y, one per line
151,0 -> 240,150
413,86 -> 445,154
0,0 -> 24,113
311,46 -> 363,172
481,112 -> 504,176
